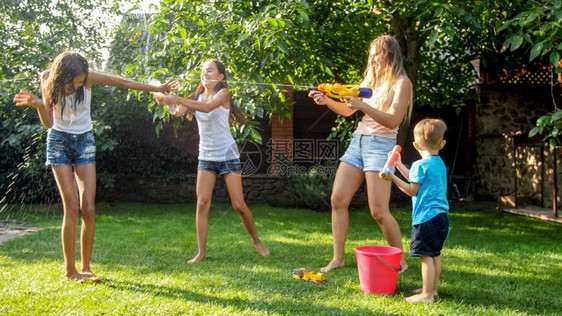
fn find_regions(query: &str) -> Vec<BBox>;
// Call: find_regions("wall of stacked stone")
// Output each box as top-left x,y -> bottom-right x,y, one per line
474,88 -> 558,207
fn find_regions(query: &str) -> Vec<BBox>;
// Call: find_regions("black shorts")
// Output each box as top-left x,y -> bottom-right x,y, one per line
410,213 -> 449,257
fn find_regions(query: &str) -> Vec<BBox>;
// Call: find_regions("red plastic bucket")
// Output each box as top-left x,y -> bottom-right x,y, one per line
355,245 -> 402,294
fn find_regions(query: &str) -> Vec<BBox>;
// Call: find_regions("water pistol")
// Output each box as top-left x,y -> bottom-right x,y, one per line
292,268 -> 326,283
316,83 -> 373,100
380,145 -> 402,179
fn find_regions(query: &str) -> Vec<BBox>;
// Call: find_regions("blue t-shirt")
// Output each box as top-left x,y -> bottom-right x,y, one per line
409,155 -> 449,225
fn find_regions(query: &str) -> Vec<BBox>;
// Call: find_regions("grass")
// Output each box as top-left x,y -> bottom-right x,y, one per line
1,202 -> 561,315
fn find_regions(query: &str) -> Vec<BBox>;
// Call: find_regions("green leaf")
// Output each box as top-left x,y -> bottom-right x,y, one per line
429,29 -> 439,46
529,127 -> 540,137
510,36 -> 524,51
525,12 -> 538,25
529,42 -> 543,61
550,51 -> 560,67
278,41 -> 289,55
501,37 -> 513,53
552,110 -> 562,121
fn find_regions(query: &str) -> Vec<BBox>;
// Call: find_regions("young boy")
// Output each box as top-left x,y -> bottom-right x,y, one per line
381,118 -> 449,303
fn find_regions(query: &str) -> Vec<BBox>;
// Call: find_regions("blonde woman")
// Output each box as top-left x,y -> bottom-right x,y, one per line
309,35 -> 412,273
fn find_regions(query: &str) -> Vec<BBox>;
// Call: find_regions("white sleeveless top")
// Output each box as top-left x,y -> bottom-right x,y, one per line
52,87 -> 92,134
194,95 -> 239,161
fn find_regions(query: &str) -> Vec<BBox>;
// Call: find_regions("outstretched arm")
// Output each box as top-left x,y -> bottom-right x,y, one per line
153,88 -> 230,113
86,71 -> 180,93
13,89 -> 54,128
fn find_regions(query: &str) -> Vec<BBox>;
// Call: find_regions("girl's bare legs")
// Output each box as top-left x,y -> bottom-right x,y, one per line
223,172 -> 270,257
51,165 -> 97,282
365,172 -> 407,271
321,162 -> 364,273
188,170 -> 217,263
406,256 -> 438,303
74,163 -> 99,280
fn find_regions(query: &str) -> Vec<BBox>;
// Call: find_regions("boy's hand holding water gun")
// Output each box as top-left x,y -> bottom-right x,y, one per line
380,145 -> 402,179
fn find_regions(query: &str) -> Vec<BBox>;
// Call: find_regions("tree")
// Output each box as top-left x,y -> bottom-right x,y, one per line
130,0 -> 523,145
0,0 -> 128,203
121,0 -> 385,143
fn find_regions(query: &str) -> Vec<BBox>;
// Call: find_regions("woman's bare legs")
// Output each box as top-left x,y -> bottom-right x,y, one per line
51,164 -> 98,282
188,169 -> 216,263
224,172 -> 269,257
365,171 -> 407,271
321,162 -> 364,273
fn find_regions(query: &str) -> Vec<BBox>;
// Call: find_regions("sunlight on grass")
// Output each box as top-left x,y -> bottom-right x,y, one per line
1,203 -> 561,315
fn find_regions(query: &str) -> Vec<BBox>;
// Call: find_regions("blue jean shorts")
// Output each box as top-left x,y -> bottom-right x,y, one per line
410,213 -> 449,257
340,134 -> 396,171
46,129 -> 96,166
198,159 -> 242,176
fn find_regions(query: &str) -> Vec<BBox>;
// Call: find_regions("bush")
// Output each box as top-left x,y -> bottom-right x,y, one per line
265,157 -> 336,212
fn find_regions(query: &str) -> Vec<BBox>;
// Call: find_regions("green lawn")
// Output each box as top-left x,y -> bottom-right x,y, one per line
1,202 -> 561,315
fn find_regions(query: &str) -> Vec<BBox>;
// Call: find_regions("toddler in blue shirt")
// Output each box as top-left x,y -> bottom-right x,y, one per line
381,118 -> 449,303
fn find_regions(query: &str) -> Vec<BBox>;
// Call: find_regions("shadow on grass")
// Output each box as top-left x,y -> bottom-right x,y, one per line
102,277 -> 386,315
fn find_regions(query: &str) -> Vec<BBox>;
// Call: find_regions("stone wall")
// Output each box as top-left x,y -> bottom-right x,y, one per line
474,87 -> 559,207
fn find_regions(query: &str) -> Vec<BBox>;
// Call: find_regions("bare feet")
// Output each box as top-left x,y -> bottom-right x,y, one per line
406,293 -> 434,303
81,270 -> 102,282
254,243 -> 270,257
67,272 -> 101,283
320,259 -> 344,273
399,257 -> 408,273
188,254 -> 206,264
413,288 -> 438,296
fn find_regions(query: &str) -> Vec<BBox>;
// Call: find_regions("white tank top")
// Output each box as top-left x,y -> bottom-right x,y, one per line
194,95 -> 239,161
52,87 -> 92,134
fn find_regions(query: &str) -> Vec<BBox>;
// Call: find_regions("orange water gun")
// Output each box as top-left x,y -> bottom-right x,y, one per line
292,268 -> 326,283
380,145 -> 402,179
316,83 -> 373,100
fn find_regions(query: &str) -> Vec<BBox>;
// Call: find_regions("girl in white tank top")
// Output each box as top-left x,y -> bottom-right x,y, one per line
153,59 -> 270,263
14,51 -> 179,282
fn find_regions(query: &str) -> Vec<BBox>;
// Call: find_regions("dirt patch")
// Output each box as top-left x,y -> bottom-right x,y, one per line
0,221 -> 40,244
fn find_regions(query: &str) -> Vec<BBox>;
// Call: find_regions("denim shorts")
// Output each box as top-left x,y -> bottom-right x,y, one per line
410,213 -> 449,257
340,134 -> 396,171
46,129 -> 96,166
198,159 -> 242,176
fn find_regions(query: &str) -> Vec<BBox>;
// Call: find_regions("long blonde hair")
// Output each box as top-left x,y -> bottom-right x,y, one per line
361,35 -> 407,111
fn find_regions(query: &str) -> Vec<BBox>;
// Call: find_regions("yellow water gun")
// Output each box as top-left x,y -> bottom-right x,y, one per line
317,83 -> 373,100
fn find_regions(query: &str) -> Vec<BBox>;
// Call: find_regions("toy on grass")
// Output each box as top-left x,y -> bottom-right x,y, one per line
316,83 -> 373,101
380,145 -> 402,179
292,268 -> 326,283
